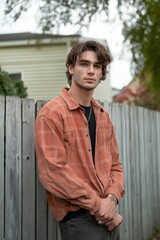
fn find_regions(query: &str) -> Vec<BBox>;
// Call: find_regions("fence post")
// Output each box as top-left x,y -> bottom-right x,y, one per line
0,96 -> 5,240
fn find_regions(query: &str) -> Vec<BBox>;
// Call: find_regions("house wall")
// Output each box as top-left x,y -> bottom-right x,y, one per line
0,44 -> 68,100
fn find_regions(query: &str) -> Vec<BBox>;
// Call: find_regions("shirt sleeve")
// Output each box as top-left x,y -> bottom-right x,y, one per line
34,113 -> 101,213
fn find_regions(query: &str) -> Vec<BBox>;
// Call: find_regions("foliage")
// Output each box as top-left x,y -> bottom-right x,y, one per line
134,88 -> 160,112
150,228 -> 160,240
118,0 -> 160,93
4,0 -> 110,32
3,0 -> 160,93
132,73 -> 160,111
0,69 -> 28,98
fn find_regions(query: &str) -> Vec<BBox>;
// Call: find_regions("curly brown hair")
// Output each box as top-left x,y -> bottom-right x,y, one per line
66,40 -> 112,86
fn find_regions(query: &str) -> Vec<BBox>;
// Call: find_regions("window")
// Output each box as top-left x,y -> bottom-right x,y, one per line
9,73 -> 22,81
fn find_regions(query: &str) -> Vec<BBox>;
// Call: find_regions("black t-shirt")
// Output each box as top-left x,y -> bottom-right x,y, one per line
80,105 -> 96,162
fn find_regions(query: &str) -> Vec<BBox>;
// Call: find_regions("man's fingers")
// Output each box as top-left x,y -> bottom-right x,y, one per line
89,210 -> 95,215
106,214 -> 123,231
94,211 -> 116,222
104,220 -> 113,226
95,215 -> 115,222
108,224 -> 115,231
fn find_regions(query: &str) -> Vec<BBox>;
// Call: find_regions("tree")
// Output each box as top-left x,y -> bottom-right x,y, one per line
0,68 -> 28,97
3,0 -> 160,95
4,0 -> 110,31
118,0 -> 160,94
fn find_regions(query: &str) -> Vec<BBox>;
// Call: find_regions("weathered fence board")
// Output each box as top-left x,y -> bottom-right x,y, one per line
22,99 -> 36,240
120,104 -> 132,240
35,100 -> 48,240
130,106 -> 141,240
0,96 -> 5,240
5,97 -> 22,240
138,107 -> 148,240
145,109 -> 155,237
156,112 -> 160,226
0,97 -> 160,240
152,111 -> 160,229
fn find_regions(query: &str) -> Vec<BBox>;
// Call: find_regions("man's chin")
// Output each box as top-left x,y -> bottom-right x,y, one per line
83,83 -> 98,90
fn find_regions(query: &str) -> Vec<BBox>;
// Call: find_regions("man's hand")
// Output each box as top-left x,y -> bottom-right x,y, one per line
105,213 -> 123,231
90,194 -> 117,223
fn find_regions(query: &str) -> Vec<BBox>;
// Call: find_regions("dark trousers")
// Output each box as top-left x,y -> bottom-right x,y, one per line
59,212 -> 120,240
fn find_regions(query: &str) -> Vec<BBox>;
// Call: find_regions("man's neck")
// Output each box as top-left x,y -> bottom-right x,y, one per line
69,86 -> 93,106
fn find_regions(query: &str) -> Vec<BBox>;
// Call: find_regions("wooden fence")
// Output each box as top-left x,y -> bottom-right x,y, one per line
0,96 -> 160,240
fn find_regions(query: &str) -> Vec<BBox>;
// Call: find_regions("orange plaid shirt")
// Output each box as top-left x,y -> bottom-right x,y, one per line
34,88 -> 125,221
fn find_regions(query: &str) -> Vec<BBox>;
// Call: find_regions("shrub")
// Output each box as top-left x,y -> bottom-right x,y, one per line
0,69 -> 27,98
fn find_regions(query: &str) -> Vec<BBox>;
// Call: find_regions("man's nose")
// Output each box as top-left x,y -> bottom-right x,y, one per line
87,64 -> 94,73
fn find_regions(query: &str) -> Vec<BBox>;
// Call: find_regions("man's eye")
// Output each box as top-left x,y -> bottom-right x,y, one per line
94,64 -> 102,69
80,62 -> 88,66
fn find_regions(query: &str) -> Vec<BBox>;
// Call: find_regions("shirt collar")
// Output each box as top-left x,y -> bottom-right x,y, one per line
60,88 -> 104,112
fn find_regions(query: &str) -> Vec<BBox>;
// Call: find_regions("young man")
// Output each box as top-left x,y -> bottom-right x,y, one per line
34,40 -> 125,240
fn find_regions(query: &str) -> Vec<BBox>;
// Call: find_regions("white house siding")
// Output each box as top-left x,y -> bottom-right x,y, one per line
93,77 -> 111,102
0,44 -> 68,100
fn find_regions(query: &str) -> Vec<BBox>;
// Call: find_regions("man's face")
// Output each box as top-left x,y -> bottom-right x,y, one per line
68,51 -> 103,90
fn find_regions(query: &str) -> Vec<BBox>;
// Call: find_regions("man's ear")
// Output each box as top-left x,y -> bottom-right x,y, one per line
68,65 -> 74,75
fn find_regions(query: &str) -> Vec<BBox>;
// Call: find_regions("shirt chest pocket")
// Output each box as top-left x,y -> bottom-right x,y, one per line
64,130 -> 76,151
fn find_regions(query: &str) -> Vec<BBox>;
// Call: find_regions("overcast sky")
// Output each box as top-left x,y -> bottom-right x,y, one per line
0,0 -> 132,89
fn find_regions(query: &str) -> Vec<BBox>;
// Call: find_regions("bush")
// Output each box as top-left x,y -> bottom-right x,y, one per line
0,69 -> 27,98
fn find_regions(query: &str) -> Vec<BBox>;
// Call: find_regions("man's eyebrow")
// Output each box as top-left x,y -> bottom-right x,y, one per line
77,59 -> 101,64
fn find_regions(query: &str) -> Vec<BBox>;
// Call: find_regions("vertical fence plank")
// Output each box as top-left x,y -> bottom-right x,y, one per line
150,110 -> 155,234
151,111 -> 159,230
129,105 -> 136,239
135,106 -> 143,239
156,111 -> 160,227
112,104 -> 124,237
138,107 -> 148,240
5,96 -> 21,240
120,104 -> 131,240
112,103 -> 122,150
22,99 -> 35,240
125,105 -> 133,240
144,109 -> 155,237
56,223 -> 61,240
48,208 -> 57,240
35,100 -> 48,240
129,105 -> 139,240
0,96 -> 5,240
103,101 -> 112,117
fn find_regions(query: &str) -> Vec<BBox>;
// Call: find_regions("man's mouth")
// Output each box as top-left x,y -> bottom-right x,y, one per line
84,77 -> 95,81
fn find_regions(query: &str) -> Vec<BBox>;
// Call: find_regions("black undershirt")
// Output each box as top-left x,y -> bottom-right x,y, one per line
61,105 -> 96,222
80,105 -> 96,162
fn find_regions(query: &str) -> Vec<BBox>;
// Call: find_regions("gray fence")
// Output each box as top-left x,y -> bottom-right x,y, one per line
0,96 -> 160,240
